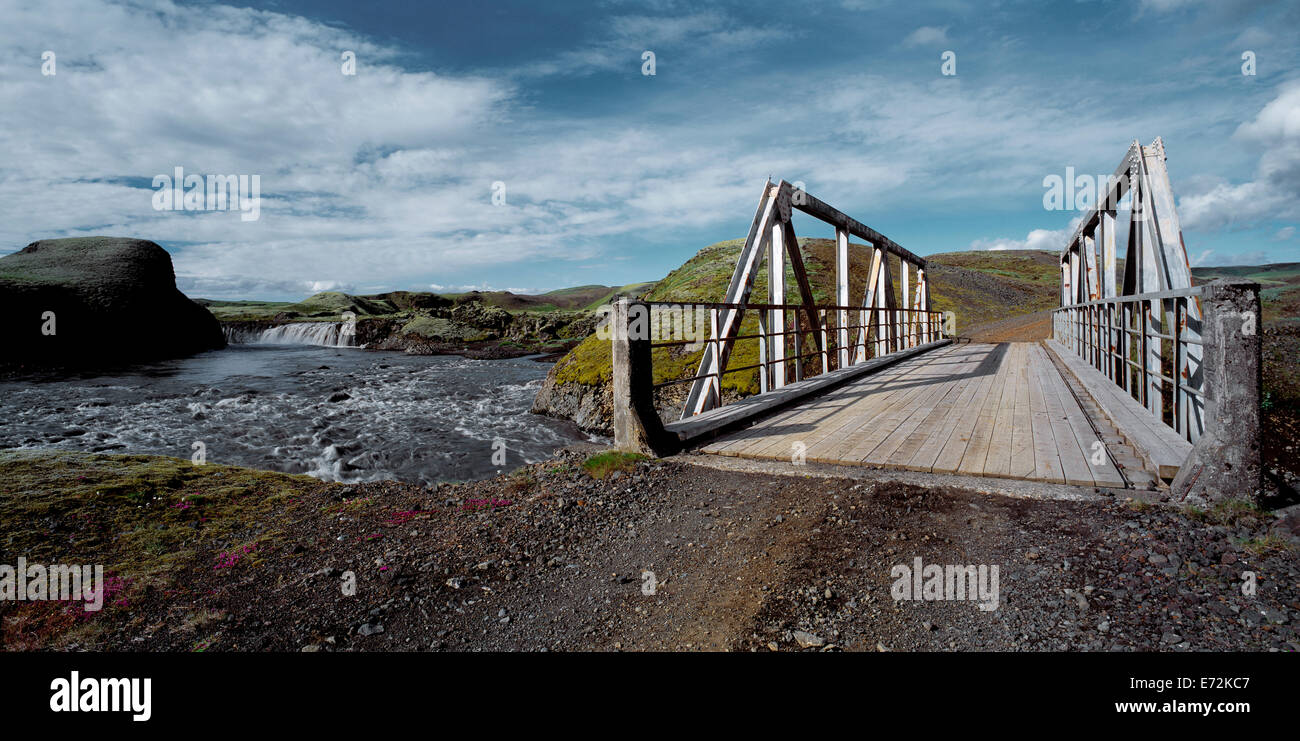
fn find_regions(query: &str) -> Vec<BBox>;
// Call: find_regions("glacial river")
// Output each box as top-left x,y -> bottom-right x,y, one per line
0,344 -> 592,485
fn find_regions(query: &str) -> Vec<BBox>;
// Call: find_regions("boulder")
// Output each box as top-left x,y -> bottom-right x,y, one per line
0,237 -> 225,367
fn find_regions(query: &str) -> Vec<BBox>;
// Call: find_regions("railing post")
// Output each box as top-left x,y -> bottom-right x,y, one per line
769,222 -> 786,389
792,315 -> 803,382
1121,303 -> 1130,395
1171,279 -> 1262,504
611,298 -> 675,456
819,310 -> 829,374
835,228 -> 850,369
709,307 -> 721,403
1139,303 -> 1150,410
1173,298 -> 1184,437
1146,298 -> 1162,418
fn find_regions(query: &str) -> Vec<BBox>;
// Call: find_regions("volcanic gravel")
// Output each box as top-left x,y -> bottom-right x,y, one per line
44,451 -> 1300,652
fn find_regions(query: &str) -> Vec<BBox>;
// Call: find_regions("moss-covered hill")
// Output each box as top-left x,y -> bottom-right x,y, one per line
0,237 -> 225,368
531,238 -> 1062,433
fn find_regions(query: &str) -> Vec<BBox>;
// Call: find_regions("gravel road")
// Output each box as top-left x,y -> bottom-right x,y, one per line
43,450 -> 1298,652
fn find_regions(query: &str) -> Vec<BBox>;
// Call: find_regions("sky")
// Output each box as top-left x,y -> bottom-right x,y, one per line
2,0 -> 1299,300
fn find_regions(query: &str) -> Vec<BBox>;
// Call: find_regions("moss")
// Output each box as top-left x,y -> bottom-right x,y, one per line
0,450 -> 326,588
554,336 -> 615,386
1239,534 -> 1294,555
400,315 -> 489,342
1184,497 -> 1266,527
581,451 -> 647,480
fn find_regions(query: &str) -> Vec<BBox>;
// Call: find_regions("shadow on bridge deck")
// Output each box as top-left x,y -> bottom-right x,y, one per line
698,342 -> 1136,488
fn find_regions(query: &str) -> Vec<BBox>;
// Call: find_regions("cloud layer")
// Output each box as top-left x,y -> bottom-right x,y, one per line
2,0 -> 1297,300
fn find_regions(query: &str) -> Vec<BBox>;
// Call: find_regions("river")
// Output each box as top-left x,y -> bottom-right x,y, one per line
0,344 -> 593,485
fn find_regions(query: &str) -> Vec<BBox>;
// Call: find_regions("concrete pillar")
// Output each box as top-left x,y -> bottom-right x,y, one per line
611,299 -> 676,457
1171,279 -> 1262,505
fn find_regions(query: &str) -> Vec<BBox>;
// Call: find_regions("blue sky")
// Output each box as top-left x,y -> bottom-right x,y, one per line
3,0 -> 1299,300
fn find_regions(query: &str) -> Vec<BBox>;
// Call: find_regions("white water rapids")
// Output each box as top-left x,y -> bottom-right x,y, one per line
223,322 -> 355,348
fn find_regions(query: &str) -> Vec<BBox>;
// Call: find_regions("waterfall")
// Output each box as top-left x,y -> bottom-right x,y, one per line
224,322 -> 357,348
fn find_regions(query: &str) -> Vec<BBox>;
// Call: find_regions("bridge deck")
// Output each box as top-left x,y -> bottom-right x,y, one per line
698,342 -> 1130,487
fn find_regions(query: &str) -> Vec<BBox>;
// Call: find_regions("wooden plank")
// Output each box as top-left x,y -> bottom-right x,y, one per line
842,359 -> 956,463
856,248 -> 884,364
666,339 -> 951,443
716,351 -> 924,460
903,345 -> 993,472
809,350 -> 956,463
863,343 -> 982,465
1033,345 -> 1096,486
893,346 -> 989,469
782,219 -> 823,355
794,343 -> 963,458
1008,349 -> 1035,479
955,343 -> 1014,477
698,396 -> 816,455
930,346 -> 1005,474
769,220 -> 786,389
1044,338 -> 1190,478
1041,346 -> 1127,487
683,182 -> 775,416
981,343 -> 1022,478
761,355 -> 930,462
790,358 -> 925,457
1026,345 -> 1066,483
787,183 -> 927,268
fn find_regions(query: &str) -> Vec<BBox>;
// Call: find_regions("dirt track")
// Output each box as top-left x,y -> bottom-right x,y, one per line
963,310 -> 1053,343
9,450 -> 1297,652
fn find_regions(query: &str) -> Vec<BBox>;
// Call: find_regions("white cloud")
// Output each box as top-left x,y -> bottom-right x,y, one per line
970,227 -> 1067,252
1178,81 -> 1300,231
902,26 -> 950,48
1275,226 -> 1296,240
428,282 -> 535,294
969,215 -> 1084,253
1139,0 -> 1203,13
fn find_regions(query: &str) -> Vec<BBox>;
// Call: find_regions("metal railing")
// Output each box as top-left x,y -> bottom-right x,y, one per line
1052,286 -> 1205,442
645,300 -> 945,415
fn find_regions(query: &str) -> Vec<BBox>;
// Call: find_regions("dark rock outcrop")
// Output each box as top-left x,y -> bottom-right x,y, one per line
531,370 -> 614,434
0,237 -> 225,368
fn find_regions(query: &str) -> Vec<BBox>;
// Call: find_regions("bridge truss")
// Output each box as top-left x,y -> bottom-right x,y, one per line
680,179 -> 937,418
1054,138 -> 1205,442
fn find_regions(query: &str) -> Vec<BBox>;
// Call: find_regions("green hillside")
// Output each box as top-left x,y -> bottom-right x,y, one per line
1191,263 -> 1300,324
199,282 -> 657,321
550,240 -> 1063,399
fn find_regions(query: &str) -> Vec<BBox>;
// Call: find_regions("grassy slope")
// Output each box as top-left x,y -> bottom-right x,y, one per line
198,291 -> 397,321
0,450 -> 327,649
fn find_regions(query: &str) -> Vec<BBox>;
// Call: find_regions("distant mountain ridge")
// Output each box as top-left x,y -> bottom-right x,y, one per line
195,282 -> 656,321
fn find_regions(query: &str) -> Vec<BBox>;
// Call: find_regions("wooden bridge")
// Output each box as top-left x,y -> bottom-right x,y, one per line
610,139 -> 1263,501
